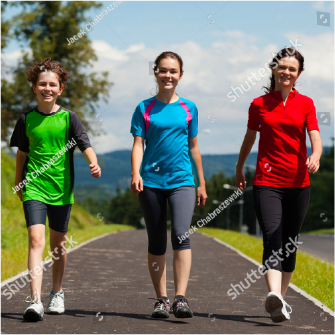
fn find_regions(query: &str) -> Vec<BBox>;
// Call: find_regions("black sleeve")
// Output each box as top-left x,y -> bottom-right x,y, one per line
10,113 -> 29,152
69,111 -> 92,152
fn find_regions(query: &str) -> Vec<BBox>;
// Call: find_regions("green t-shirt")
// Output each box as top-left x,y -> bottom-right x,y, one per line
10,106 -> 91,205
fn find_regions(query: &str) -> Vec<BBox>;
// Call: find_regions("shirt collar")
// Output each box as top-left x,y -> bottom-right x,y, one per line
270,87 -> 297,99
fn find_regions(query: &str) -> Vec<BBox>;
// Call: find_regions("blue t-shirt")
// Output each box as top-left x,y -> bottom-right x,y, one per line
130,96 -> 199,189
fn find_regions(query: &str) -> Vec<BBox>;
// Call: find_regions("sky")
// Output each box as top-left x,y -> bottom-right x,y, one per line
2,0 -> 334,154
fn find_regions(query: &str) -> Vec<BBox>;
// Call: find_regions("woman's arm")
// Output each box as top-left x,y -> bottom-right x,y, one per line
306,130 -> 322,174
15,149 -> 28,201
188,136 -> 207,207
83,147 -> 101,178
235,128 -> 257,190
131,135 -> 144,193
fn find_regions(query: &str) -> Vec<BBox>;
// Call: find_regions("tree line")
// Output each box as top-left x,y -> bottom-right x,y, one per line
81,139 -> 334,233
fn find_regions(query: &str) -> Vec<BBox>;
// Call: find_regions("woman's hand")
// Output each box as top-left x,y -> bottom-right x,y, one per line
131,173 -> 143,193
306,154 -> 320,174
235,169 -> 247,191
197,185 -> 207,208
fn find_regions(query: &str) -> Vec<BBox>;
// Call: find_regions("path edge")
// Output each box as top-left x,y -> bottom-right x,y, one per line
199,231 -> 334,317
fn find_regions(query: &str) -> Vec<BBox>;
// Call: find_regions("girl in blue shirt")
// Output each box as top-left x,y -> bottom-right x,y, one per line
130,51 -> 207,319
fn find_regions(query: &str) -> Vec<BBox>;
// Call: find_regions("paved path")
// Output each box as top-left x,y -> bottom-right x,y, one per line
1,230 -> 334,334
298,234 -> 334,264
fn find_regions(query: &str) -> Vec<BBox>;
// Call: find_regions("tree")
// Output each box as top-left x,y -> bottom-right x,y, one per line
108,185 -> 143,228
305,139 -> 334,232
2,1 -> 113,143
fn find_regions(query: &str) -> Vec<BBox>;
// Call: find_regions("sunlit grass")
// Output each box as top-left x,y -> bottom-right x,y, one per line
306,228 -> 334,235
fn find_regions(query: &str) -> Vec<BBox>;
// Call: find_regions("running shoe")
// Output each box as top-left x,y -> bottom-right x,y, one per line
265,292 -> 292,322
23,288 -> 44,321
152,296 -> 170,318
171,295 -> 193,318
47,290 -> 65,314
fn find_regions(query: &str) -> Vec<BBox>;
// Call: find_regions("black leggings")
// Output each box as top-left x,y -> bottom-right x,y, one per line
253,185 -> 310,272
138,185 -> 196,255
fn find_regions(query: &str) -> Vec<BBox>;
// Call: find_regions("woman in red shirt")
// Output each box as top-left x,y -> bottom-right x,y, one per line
235,47 -> 322,323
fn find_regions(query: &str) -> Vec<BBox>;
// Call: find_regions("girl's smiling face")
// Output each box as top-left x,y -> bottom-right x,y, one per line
32,71 -> 63,104
154,57 -> 183,91
272,56 -> 301,89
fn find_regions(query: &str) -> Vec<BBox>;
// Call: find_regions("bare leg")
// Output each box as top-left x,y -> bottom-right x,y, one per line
49,228 -> 67,292
27,225 -> 45,300
281,271 -> 293,298
148,253 -> 167,298
265,269 -> 282,293
173,249 -> 192,297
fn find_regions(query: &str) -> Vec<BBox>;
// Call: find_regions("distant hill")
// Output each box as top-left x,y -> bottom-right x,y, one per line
72,147 -> 314,201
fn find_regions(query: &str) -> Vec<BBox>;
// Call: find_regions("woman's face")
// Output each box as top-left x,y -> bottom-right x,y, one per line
154,57 -> 183,91
33,71 -> 63,104
272,56 -> 300,89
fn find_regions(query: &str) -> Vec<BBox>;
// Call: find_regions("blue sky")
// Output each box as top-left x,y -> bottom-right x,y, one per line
3,1 -> 334,154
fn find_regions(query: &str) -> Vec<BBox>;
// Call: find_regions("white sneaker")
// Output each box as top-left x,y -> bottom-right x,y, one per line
23,289 -> 44,321
47,290 -> 65,314
265,292 -> 292,322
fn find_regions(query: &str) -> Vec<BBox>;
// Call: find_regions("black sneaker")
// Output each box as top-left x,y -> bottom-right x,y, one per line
151,296 -> 170,318
171,295 -> 193,318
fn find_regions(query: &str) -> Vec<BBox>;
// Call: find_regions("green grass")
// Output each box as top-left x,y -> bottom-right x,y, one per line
200,227 -> 334,311
1,151 -> 134,281
306,228 -> 334,235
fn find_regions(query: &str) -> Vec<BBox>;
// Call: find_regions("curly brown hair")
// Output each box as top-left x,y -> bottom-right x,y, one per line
26,57 -> 69,95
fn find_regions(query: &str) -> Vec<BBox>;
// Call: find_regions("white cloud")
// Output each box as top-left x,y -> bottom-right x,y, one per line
89,30 -> 333,153
3,30 -> 333,154
91,40 -> 127,61
90,40 -> 145,61
126,43 -> 145,53
1,49 -> 32,67
312,1 -> 334,11
91,131 -> 130,154
284,32 -> 334,81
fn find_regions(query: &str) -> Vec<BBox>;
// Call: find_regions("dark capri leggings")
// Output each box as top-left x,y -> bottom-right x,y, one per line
138,185 -> 196,255
253,185 -> 310,272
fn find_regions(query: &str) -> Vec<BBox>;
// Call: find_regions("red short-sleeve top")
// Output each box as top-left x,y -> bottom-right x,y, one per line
247,88 -> 320,187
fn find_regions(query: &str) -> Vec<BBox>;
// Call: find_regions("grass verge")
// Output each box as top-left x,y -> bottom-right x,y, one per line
200,227 -> 334,311
306,228 -> 334,235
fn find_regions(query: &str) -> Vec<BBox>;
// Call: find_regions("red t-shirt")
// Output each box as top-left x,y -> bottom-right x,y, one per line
247,88 -> 320,187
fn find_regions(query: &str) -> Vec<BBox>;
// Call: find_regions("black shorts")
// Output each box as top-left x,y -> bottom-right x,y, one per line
23,200 -> 72,233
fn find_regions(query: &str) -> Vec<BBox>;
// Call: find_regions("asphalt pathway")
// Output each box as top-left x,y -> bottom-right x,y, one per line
1,230 -> 334,334
298,234 -> 334,264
